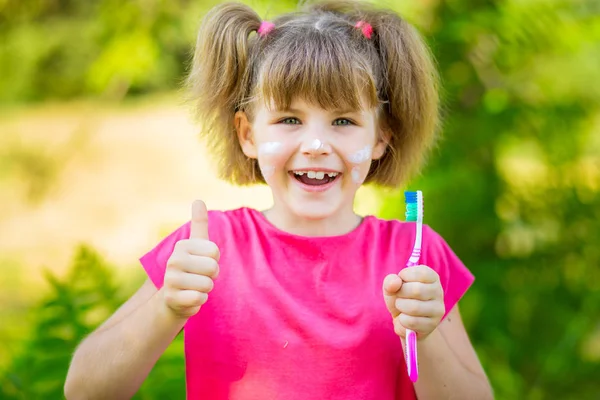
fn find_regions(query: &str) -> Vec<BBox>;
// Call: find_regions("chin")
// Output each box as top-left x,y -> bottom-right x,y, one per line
287,197 -> 341,221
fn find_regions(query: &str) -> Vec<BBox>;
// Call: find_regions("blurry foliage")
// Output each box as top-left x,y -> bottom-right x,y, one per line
0,245 -> 124,398
0,0 -> 203,102
0,245 -> 187,399
0,0 -> 599,399
0,0 -> 299,103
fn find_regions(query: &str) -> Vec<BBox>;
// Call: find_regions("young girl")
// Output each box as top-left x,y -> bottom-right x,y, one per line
65,1 -> 492,399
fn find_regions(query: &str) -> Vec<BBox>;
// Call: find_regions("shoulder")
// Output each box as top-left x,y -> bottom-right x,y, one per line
364,215 -> 454,252
363,216 -> 474,313
139,207 -> 260,288
207,207 -> 260,242
361,214 -> 442,245
362,215 -> 456,260
208,207 -> 255,226
144,207 -> 260,251
150,207 -> 259,246
361,214 -> 411,237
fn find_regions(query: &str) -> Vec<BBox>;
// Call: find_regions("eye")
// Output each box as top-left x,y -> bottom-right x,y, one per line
279,117 -> 300,125
332,118 -> 354,126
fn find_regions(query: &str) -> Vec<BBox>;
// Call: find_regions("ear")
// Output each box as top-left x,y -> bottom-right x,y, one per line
235,111 -> 258,159
372,127 -> 391,160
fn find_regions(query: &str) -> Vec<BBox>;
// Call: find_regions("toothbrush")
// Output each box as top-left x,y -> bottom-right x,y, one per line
404,190 -> 423,383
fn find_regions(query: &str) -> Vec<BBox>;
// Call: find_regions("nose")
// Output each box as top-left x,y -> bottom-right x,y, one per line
301,138 -> 332,157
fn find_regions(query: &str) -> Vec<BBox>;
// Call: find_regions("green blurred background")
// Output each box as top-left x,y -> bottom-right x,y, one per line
1,0 -> 599,399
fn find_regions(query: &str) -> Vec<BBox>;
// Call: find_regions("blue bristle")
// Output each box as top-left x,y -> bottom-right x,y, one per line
404,191 -> 418,203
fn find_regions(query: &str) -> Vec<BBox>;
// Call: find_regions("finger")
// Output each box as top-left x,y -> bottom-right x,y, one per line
392,317 -> 407,338
166,252 -> 219,278
382,274 -> 403,317
394,298 -> 445,318
165,271 -> 215,293
185,255 -> 219,278
185,239 -> 220,261
399,265 -> 438,284
397,313 -> 437,333
190,200 -> 209,240
397,282 -> 437,301
172,290 -> 208,309
383,273 -> 403,295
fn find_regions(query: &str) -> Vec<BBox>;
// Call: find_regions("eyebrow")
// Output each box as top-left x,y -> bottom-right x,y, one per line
271,107 -> 360,115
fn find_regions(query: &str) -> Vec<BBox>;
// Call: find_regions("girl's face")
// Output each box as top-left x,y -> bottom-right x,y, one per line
236,98 -> 387,223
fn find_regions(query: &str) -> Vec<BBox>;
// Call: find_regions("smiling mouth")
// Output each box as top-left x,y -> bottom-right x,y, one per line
289,170 -> 341,186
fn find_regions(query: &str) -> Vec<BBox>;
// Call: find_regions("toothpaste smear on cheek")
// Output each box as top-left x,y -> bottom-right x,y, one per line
347,145 -> 372,184
258,141 -> 283,156
257,142 -> 283,181
348,145 -> 372,164
351,167 -> 361,184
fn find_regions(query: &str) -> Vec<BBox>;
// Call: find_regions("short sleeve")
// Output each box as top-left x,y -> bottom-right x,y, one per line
421,225 -> 474,320
139,222 -> 191,289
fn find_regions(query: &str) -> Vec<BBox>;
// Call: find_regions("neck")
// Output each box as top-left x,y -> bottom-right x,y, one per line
263,200 -> 362,237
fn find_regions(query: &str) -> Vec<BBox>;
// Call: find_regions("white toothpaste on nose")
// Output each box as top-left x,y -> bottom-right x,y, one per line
310,139 -> 324,151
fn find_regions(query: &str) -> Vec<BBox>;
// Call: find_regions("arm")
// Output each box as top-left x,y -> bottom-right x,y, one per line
413,304 -> 493,400
64,279 -> 187,400
383,267 -> 493,399
65,200 -> 218,400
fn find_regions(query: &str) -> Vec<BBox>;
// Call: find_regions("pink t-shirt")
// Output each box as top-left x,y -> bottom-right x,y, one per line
140,207 -> 474,400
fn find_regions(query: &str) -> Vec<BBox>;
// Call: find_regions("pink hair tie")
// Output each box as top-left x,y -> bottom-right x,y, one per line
355,20 -> 373,39
258,21 -> 275,37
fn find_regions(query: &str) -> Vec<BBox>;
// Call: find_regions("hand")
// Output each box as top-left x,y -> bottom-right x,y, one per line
160,200 -> 220,319
382,265 -> 445,341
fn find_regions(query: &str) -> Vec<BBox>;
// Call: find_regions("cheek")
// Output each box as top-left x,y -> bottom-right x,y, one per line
260,165 -> 276,179
257,141 -> 295,180
347,145 -> 373,164
344,145 -> 373,184
350,167 -> 362,183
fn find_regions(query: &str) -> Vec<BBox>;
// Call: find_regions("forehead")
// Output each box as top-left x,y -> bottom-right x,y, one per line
252,30 -> 380,113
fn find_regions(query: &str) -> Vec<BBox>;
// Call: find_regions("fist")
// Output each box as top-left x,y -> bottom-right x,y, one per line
382,265 -> 445,340
160,200 -> 220,319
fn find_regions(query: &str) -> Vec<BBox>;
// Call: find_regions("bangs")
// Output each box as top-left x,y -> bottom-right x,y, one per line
255,30 -> 380,112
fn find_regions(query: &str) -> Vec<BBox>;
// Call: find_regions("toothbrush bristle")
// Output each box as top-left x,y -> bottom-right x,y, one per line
404,191 -> 423,222
404,191 -> 418,203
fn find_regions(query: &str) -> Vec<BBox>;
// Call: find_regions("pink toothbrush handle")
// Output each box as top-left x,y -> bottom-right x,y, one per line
406,328 -> 418,382
405,260 -> 420,382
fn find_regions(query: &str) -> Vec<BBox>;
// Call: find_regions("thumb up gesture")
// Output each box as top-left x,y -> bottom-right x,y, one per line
160,200 -> 220,319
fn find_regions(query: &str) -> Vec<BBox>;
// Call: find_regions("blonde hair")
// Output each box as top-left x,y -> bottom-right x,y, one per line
186,1 -> 439,187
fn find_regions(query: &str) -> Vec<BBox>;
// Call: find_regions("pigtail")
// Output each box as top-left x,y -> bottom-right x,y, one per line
370,12 -> 440,186
185,3 -> 262,183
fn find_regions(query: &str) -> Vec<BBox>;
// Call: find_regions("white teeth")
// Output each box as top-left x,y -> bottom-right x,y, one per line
293,170 -> 339,179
